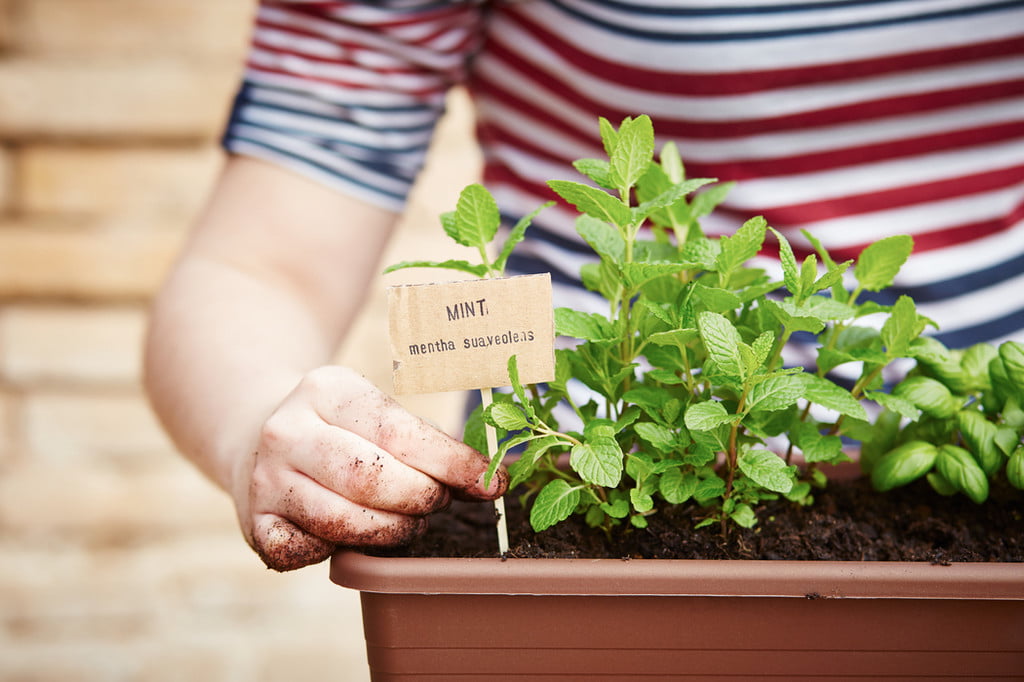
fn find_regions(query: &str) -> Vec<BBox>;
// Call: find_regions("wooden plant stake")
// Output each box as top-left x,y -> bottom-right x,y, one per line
386,274 -> 554,555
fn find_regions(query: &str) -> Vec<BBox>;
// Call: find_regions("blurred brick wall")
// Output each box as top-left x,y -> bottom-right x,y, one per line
0,2 -> 481,680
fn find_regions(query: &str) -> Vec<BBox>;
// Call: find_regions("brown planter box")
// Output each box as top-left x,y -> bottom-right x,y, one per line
331,552 -> 1024,681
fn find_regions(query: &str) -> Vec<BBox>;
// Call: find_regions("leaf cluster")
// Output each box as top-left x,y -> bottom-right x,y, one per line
390,115 -> 1022,538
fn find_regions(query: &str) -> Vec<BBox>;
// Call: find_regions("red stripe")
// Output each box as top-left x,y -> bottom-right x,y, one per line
282,2 -> 477,32
683,122 -> 1024,181
725,163 -> 1024,226
761,199 -> 1024,262
476,39 -> 1024,139
246,62 -> 449,97
506,9 -> 1024,96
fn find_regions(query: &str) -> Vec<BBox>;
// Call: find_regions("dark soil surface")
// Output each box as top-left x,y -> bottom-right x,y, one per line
383,476 -> 1023,562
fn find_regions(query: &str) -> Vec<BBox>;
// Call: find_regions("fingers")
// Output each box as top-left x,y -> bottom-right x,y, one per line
249,471 -> 428,572
262,409 -> 451,516
304,367 -> 509,500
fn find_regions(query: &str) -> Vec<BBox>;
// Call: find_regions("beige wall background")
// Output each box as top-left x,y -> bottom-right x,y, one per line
0,2 -> 481,680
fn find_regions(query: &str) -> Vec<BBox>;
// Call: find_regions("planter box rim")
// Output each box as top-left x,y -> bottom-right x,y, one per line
331,550 -> 1023,600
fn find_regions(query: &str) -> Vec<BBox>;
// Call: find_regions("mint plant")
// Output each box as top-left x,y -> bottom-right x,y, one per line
388,115 -> 1023,538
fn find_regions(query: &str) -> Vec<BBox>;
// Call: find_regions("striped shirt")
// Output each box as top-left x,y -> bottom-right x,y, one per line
223,0 -> 1024,349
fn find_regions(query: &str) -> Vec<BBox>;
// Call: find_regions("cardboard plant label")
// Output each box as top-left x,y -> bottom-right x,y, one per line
387,274 -> 555,394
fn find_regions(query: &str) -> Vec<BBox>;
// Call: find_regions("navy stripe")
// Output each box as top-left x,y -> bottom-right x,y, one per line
860,250 -> 1024,305
547,0 -> 1024,42
224,132 -> 410,203
933,307 -> 1024,347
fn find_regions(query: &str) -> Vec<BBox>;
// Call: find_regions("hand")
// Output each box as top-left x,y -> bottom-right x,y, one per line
233,366 -> 507,571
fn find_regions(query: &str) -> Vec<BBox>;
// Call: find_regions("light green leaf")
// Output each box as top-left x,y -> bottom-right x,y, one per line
573,158 -> 613,188
383,259 -> 489,277
555,308 -> 616,341
798,374 -> 868,421
738,448 -> 795,494
494,201 -> 554,273
530,480 -> 581,532
717,216 -> 767,279
548,180 -> 631,225
609,115 -> 654,191
634,422 -> 676,453
854,235 -> 913,292
769,227 -> 800,298
453,183 -> 501,248
698,311 -> 742,376
486,402 -> 529,431
865,390 -> 922,421
570,440 -> 623,487
576,214 -> 626,264
747,374 -> 805,413
659,468 -> 697,504
684,400 -> 733,431
881,295 -> 925,358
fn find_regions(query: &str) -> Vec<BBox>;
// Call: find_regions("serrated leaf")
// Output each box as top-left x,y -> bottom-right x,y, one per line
634,422 -> 676,453
659,468 -> 698,504
795,422 -> 846,464
738,449 -> 795,494
633,178 -> 715,224
555,307 -> 616,341
797,374 -> 868,421
609,115 -> 654,191
659,140 -> 685,183
548,179 -> 632,225
573,158 -> 613,188
530,480 -> 581,532
622,262 -> 692,289
698,311 -> 742,377
570,440 -> 623,487
747,374 -> 805,413
486,402 -> 529,430
730,503 -> 757,528
630,488 -> 655,513
770,227 -> 800,297
881,295 -> 926,358
576,214 -> 626,264
865,390 -> 922,421
693,283 -> 743,313
694,475 -> 726,501
761,298 -> 826,334
684,400 -> 734,431
854,235 -> 913,292
717,216 -> 767,280
452,183 -> 501,248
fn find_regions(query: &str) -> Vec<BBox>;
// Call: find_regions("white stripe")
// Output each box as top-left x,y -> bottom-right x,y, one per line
226,139 -> 406,213
230,123 -> 416,195
675,97 -> 1024,163
485,20 -> 1024,121
917,269 -> 1024,334
239,105 -> 435,152
246,85 -> 440,127
510,2 -> 1024,72
554,0 -> 1006,35
244,68 -> 448,107
249,48 -> 449,92
724,137 -> 1024,212
900,216 -> 1024,285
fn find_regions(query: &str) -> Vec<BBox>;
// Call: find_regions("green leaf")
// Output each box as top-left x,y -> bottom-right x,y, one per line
798,374 -> 868,421
659,140 -> 685,183
452,183 -> 501,248
609,115 -> 654,191
738,448 -> 795,494
548,179 -> 631,225
693,283 -> 743,313
486,402 -> 529,431
730,503 -> 757,528
769,227 -> 800,297
383,259 -> 489,277
555,307 -> 617,341
576,214 -> 626,264
717,216 -> 767,280
634,422 -> 676,453
795,422 -> 846,464
684,400 -> 733,431
746,374 -> 805,413
570,440 -> 623,487
854,235 -> 913,292
880,295 -> 925,358
761,299 -> 826,334
870,441 -> 937,491
892,375 -> 957,419
1007,446 -> 1024,490
494,201 -> 554,273
572,158 -> 613,188
865,390 -> 921,421
630,488 -> 655,513
697,311 -> 742,377
936,444 -> 989,504
659,468 -> 697,504
530,480 -> 581,532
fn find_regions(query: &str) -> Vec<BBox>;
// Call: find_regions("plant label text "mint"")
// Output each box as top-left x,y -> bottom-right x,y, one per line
387,274 -> 555,394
